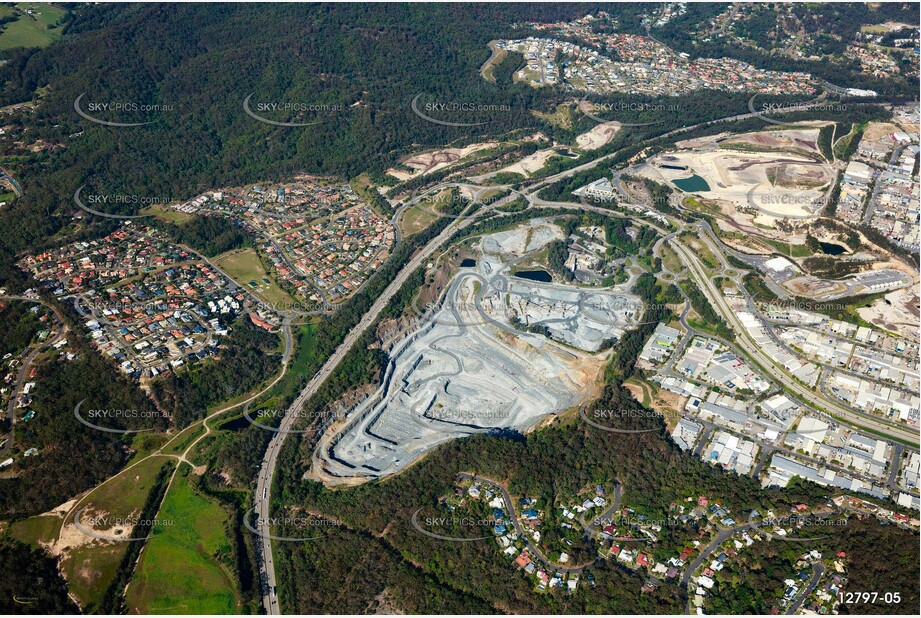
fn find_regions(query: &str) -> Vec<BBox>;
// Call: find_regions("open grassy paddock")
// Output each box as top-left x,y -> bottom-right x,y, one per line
59,456 -> 176,610
213,247 -> 296,308
124,464 -> 239,614
0,3 -> 67,50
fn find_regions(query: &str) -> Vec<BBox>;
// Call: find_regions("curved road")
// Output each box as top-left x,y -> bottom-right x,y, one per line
457,473 -> 595,574
681,511 -> 831,614
0,296 -> 67,458
254,98 -> 904,612
669,238 -> 919,447
256,205 -> 481,613
787,563 -> 824,615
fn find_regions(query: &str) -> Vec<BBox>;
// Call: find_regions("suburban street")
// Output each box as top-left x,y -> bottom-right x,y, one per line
787,563 -> 825,615
457,473 -> 595,574
0,295 -> 67,458
254,105 -> 683,609
256,203 -> 482,613
2,5 -> 919,615
254,101 -> 919,612
668,237 -> 920,448
681,511 -> 832,614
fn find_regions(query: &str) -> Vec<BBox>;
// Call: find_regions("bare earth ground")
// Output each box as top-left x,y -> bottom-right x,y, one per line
624,381 -> 685,431
575,123 -> 621,151
862,121 -> 902,143
386,142 -> 498,181
637,131 -> 834,221
494,148 -> 559,177
784,276 -> 846,298
311,222 -> 640,485
858,285 -> 921,341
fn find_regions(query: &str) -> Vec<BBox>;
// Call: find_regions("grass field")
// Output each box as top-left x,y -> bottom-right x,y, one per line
76,456 -> 173,525
60,456 -> 175,609
679,231 -> 721,271
161,424 -> 206,456
7,514 -> 60,547
761,237 -> 814,258
859,24 -> 891,34
126,433 -> 171,466
660,243 -> 685,274
61,544 -> 126,611
0,3 -> 67,50
125,464 -> 238,614
247,323 -> 317,415
531,103 -> 573,130
141,203 -> 195,225
399,204 -> 438,236
281,322 -> 317,378
213,247 -> 295,308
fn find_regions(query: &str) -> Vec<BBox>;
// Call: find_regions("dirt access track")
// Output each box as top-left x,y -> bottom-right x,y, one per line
386,142 -> 498,181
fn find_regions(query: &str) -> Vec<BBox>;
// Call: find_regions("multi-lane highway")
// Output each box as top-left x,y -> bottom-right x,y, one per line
253,100 -> 918,612
668,237 -> 920,447
255,202 -> 483,613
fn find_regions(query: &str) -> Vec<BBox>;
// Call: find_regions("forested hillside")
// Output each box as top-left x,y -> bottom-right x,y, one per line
0,3 -> 588,258
1,2 -> 917,267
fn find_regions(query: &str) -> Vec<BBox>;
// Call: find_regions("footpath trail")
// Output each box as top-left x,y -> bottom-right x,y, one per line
58,321 -> 293,546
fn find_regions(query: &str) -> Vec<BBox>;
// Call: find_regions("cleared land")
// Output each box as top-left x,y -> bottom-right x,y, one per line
124,465 -> 238,614
62,457 -> 174,608
575,123 -> 621,151
494,148 -> 560,178
862,121 -> 902,143
532,103 -> 574,130
7,514 -> 60,548
10,456 -> 175,610
213,247 -> 295,308
479,40 -> 507,82
142,202 -> 196,225
386,142 -> 499,181
0,3 -> 66,50
641,128 -> 835,225
314,222 -> 643,485
399,204 -> 439,236
161,424 -> 207,456
858,286 -> 921,341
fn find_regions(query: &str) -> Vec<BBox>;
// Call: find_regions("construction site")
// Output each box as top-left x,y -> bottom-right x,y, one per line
638,127 -> 837,225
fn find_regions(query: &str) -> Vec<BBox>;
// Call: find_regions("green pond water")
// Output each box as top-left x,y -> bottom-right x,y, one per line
673,174 -> 711,192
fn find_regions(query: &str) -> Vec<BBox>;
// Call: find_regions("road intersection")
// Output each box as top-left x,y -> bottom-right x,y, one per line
253,105 -> 919,612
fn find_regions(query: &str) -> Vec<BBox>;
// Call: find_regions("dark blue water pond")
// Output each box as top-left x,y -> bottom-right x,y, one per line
515,270 -> 552,282
220,416 -> 252,431
818,242 -> 846,255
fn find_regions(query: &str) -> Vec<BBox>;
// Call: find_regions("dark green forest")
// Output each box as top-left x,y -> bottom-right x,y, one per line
0,538 -> 78,614
0,2 -> 916,277
0,3 -> 918,613
0,325 -> 162,517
